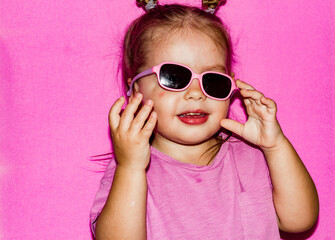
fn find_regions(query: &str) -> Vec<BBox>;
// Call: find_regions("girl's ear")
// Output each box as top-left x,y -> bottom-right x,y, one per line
127,78 -> 140,101
127,78 -> 132,88
230,72 -> 235,81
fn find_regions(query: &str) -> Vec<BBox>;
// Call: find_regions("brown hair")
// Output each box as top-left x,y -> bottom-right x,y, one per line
202,0 -> 225,12
121,4 -> 235,95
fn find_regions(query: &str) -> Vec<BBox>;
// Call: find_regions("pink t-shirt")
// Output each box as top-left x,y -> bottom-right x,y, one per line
90,137 -> 280,239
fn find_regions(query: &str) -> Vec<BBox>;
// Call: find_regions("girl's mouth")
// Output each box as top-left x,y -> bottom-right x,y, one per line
177,111 -> 209,125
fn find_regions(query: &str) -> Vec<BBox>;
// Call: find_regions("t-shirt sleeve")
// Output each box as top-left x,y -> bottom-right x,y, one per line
230,138 -> 272,192
90,158 -> 117,237
229,138 -> 279,238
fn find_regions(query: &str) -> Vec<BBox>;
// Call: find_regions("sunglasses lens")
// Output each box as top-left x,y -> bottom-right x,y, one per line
203,73 -> 232,99
160,64 -> 192,89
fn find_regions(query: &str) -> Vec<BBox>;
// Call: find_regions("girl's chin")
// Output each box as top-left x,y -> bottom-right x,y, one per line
178,136 -> 218,146
154,131 -> 220,146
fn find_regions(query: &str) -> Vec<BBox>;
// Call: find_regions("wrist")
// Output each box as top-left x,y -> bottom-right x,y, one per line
261,134 -> 288,155
116,164 -> 148,174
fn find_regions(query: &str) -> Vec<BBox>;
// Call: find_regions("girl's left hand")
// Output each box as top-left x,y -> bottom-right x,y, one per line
220,80 -> 286,150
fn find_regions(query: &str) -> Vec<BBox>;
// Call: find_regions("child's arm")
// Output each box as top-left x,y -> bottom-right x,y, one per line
221,80 -> 319,233
95,94 -> 157,240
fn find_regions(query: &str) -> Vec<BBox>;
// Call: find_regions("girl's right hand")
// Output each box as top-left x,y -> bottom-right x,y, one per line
109,93 -> 157,171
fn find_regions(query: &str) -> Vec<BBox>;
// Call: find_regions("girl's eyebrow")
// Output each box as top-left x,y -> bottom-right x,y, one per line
202,64 -> 227,73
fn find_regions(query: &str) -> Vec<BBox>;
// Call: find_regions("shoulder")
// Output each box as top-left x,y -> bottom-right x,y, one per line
228,135 -> 263,158
227,136 -> 272,190
227,135 -> 265,163
90,155 -> 117,234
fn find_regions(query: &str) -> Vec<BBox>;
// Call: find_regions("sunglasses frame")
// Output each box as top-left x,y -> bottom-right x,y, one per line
127,62 -> 236,101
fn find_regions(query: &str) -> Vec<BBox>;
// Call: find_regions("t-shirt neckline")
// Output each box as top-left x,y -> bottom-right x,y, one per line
150,141 -> 229,171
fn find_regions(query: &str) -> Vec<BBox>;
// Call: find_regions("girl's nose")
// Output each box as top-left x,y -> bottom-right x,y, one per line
184,78 -> 206,101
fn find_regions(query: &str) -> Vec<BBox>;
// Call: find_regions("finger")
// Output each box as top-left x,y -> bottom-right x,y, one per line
260,96 -> 277,114
109,96 -> 125,132
241,91 -> 261,108
118,93 -> 143,130
236,79 -> 255,90
140,111 -> 157,138
220,118 -> 244,137
244,98 -> 252,105
240,89 -> 264,103
129,99 -> 154,133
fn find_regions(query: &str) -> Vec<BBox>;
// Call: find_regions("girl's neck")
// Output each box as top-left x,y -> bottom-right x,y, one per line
151,135 -> 221,166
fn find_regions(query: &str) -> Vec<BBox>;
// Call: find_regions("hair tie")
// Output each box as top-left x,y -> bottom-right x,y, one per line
137,0 -> 158,11
204,7 -> 216,14
202,0 -> 226,14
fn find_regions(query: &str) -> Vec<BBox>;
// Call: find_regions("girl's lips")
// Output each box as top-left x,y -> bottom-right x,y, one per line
177,110 -> 209,125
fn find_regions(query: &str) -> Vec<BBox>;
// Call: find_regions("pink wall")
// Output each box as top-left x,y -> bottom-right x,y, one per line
1,0 -> 334,239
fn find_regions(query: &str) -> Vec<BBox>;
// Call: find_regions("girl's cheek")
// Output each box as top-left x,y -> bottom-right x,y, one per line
158,91 -> 165,98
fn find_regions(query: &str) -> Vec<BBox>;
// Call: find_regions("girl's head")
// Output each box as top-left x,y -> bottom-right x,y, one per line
121,4 -> 235,146
122,4 -> 235,89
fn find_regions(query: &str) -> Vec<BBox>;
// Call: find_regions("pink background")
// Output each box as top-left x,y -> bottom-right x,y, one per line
1,0 -> 334,239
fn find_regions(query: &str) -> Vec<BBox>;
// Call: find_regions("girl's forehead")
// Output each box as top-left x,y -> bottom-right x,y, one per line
146,29 -> 227,72
152,27 -> 224,47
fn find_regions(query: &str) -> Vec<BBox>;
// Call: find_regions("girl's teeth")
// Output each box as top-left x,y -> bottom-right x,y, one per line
179,113 -> 206,117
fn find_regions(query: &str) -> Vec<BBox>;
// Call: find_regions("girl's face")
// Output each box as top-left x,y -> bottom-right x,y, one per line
131,30 -> 231,146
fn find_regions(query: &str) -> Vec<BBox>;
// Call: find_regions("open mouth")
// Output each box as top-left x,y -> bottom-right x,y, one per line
177,111 -> 209,125
178,112 -> 208,118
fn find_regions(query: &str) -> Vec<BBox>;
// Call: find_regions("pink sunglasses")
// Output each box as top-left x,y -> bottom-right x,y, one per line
127,62 -> 236,100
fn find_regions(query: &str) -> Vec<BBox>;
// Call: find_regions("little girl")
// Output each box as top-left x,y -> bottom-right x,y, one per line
90,2 -> 319,239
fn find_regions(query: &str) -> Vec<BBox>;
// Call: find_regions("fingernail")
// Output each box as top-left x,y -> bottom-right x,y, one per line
150,111 -> 157,118
146,99 -> 153,106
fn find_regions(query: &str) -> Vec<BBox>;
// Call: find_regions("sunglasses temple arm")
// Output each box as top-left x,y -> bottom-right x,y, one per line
126,68 -> 154,97
227,79 -> 238,99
